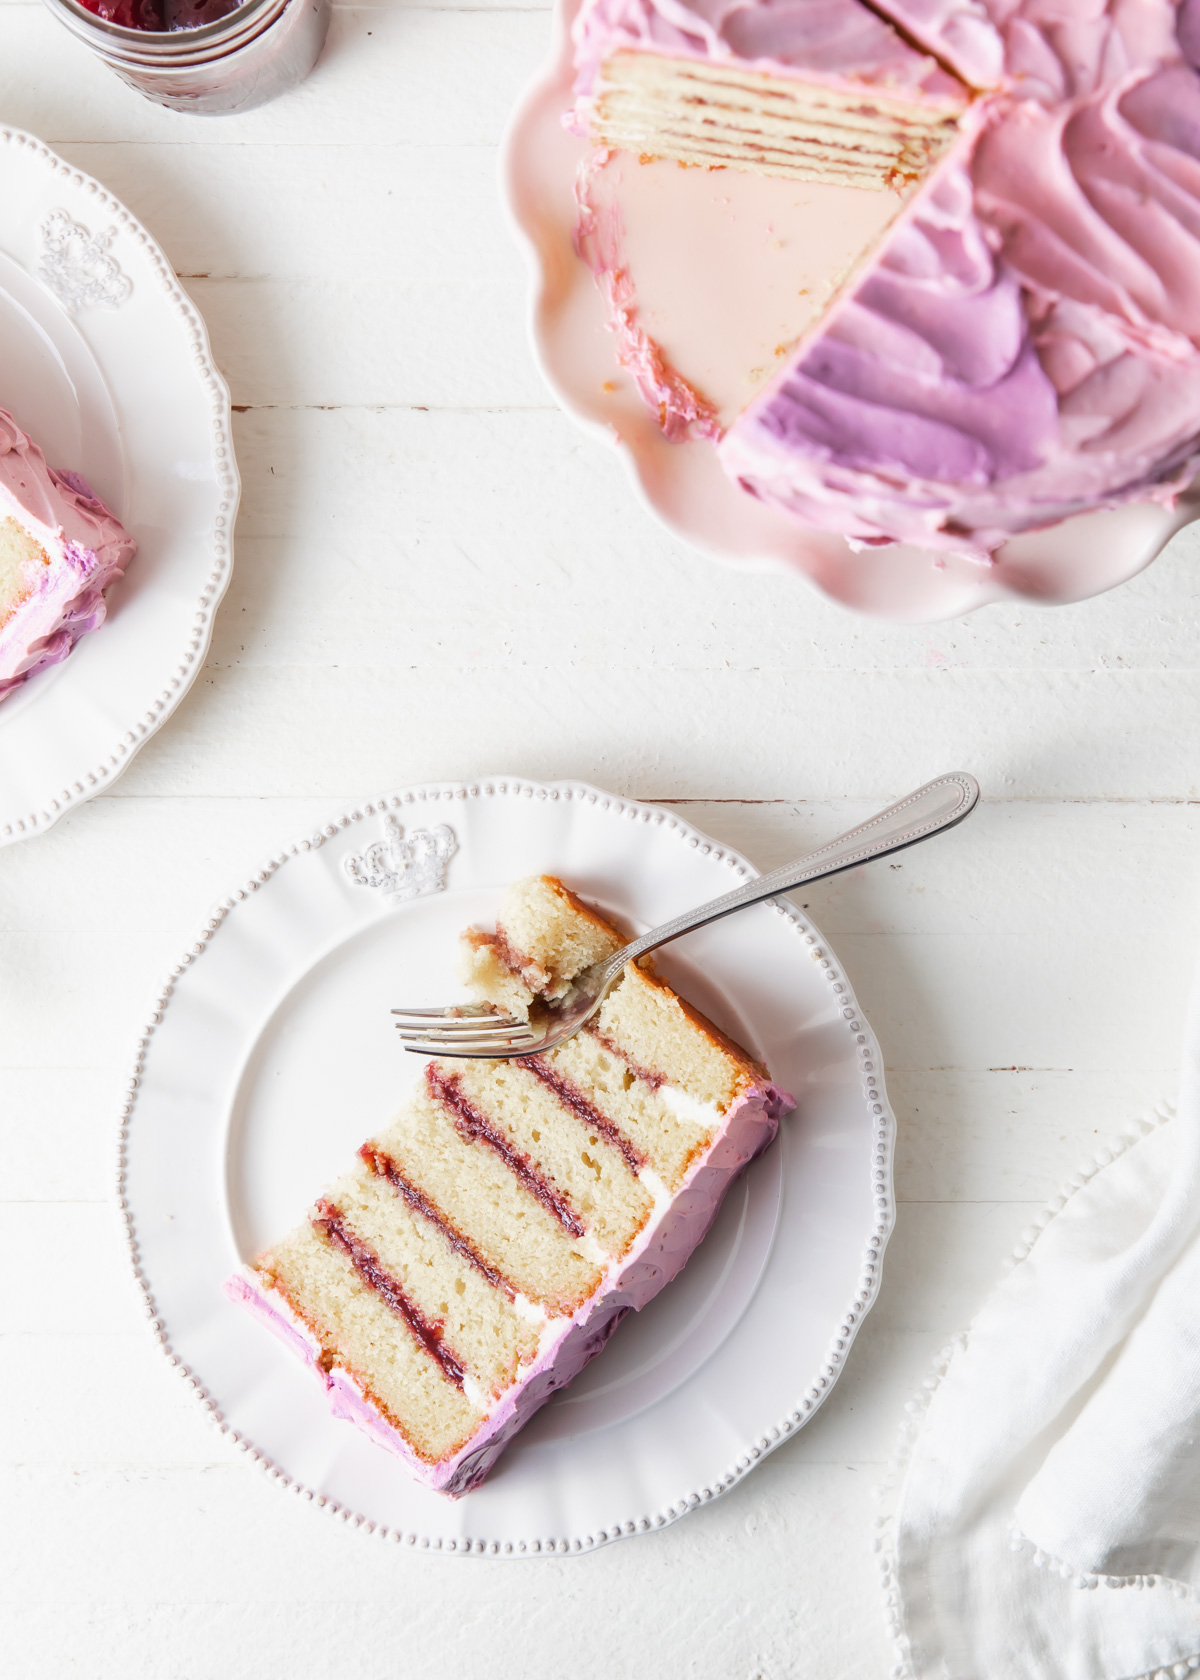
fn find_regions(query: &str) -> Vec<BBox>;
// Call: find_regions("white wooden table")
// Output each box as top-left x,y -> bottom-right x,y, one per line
4,6 -> 1200,1674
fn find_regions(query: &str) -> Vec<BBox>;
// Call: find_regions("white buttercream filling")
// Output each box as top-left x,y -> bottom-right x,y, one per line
461,1372 -> 489,1411
574,1232 -> 610,1267
511,1290 -> 551,1326
637,1163 -> 671,1218
658,1082 -> 722,1129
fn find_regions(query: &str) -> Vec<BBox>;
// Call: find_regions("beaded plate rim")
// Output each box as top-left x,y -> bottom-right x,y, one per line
117,776 -> 897,1557
0,126 -> 238,845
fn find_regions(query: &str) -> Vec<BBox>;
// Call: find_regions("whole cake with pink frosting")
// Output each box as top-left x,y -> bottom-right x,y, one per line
0,407 -> 137,701
569,0 -> 1200,560
226,875 -> 792,1496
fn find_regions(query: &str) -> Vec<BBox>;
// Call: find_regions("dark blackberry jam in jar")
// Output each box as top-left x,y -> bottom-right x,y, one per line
44,0 -> 329,113
78,0 -> 245,26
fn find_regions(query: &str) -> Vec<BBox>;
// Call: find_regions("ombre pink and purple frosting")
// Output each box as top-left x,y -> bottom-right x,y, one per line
0,408 -> 137,701
225,1079 -> 792,1496
571,0 -> 1200,559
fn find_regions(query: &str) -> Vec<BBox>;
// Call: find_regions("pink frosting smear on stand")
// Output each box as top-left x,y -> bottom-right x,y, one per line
570,0 -> 1200,561
225,1080 -> 792,1495
0,408 -> 136,701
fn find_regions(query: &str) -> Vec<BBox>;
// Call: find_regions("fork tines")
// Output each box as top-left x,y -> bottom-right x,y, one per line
389,1004 -> 517,1021
390,1004 -> 537,1056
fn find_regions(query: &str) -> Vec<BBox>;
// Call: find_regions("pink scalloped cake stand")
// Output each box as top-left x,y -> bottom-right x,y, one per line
502,0 -> 1200,624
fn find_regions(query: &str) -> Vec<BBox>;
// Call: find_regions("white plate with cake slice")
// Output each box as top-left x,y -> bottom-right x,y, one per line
120,777 -> 895,1556
0,127 -> 236,846
502,0 -> 1200,623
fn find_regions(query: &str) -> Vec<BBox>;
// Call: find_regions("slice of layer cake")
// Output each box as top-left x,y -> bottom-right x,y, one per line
0,408 -> 137,703
569,0 -> 973,460
227,875 -> 793,1495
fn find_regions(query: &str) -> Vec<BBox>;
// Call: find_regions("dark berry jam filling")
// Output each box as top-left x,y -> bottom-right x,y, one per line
77,0 -> 245,31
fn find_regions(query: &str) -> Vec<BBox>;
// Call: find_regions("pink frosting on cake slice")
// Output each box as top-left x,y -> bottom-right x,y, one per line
226,1079 -> 793,1496
0,407 -> 137,702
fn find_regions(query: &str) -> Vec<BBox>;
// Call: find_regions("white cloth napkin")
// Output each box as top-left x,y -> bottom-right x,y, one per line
885,969 -> 1200,1680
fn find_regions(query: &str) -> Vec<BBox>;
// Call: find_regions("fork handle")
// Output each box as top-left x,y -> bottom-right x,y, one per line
618,773 -> 980,968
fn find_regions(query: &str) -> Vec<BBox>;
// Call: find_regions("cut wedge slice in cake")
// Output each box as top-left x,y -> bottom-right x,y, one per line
570,0 -> 972,450
0,407 -> 137,703
574,149 -> 924,437
226,875 -> 794,1495
567,0 -> 1200,559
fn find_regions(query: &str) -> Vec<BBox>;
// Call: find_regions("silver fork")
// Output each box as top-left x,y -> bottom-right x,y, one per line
391,771 -> 979,1059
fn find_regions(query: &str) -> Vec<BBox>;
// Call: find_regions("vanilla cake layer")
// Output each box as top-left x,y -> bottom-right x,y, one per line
594,960 -> 760,1107
588,49 -> 962,187
322,1155 -> 540,1394
550,1028 -> 714,1190
363,1078 -> 605,1313
450,1057 -> 655,1256
229,878 -> 793,1495
250,1215 -> 485,1463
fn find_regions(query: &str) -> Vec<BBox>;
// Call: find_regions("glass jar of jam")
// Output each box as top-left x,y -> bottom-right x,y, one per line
44,0 -> 330,114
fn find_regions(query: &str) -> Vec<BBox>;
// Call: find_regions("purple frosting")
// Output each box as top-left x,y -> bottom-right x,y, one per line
760,252 -> 1057,484
721,45 -> 1200,557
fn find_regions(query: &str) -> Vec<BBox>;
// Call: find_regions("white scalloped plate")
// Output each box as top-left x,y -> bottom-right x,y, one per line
0,127 -> 237,844
120,777 -> 895,1556
502,1 -> 1200,623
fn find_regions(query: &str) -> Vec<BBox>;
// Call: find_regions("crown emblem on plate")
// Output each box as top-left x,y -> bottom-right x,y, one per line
343,814 -> 457,901
39,210 -> 132,314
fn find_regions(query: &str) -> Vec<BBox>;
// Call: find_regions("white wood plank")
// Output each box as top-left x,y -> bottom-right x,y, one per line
0,7 -> 550,145
1,1333 -> 225,1466
876,1200 -> 1040,1332
81,661 -> 1200,800
4,796 -> 1193,1066
50,143 -> 529,282
189,276 -> 547,406
190,406 -> 1200,675
1,1458 -> 889,1679
0,1206 -> 137,1335
2,1320 -> 946,1476
887,1069 -> 1170,1203
0,1070 -> 120,1202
